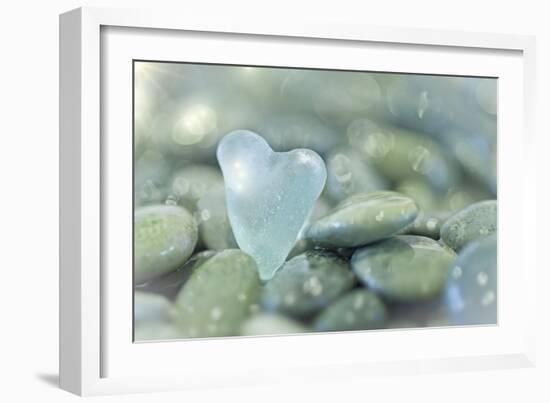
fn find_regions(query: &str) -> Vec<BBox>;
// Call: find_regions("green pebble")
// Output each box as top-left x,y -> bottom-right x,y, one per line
174,250 -> 261,338
351,235 -> 455,301
240,313 -> 309,336
287,198 -> 332,260
305,191 -> 418,248
261,250 -> 356,318
196,184 -> 238,250
440,200 -> 497,251
135,250 -> 216,300
443,234 -> 497,325
134,205 -> 198,284
404,211 -> 451,239
313,289 -> 387,332
134,291 -> 173,324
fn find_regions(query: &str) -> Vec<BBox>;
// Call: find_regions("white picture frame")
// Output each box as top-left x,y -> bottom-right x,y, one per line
59,6 -> 537,396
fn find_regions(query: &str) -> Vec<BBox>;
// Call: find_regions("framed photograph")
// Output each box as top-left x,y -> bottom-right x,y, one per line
59,7 -> 537,396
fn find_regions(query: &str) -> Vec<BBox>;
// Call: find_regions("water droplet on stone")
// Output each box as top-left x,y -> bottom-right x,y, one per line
210,306 -> 223,321
481,290 -> 495,306
477,271 -> 488,286
302,276 -> 323,297
417,90 -> 429,119
408,146 -> 431,173
283,292 -> 296,306
452,265 -> 463,279
200,209 -> 211,221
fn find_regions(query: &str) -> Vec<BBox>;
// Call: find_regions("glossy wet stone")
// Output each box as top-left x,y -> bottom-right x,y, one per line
444,234 -> 497,325
240,313 -> 309,336
134,205 -> 198,283
305,191 -> 418,248
313,289 -> 387,332
174,250 -> 261,337
404,211 -> 452,239
261,250 -> 356,318
134,291 -> 173,324
351,235 -> 456,301
440,200 -> 497,251
196,184 -> 238,250
287,198 -> 332,260
135,250 -> 216,300
325,147 -> 388,204
217,130 -> 327,281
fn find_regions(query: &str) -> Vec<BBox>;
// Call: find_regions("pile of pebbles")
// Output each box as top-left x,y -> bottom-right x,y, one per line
133,62 -> 497,340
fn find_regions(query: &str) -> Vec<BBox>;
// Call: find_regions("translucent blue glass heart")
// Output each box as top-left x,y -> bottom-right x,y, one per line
217,130 -> 327,281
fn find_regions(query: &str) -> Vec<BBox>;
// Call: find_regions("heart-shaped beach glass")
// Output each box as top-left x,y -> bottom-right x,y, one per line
217,130 -> 327,281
